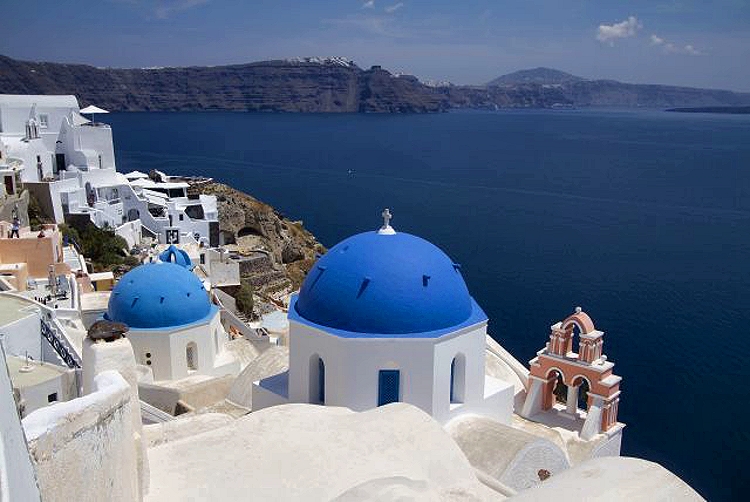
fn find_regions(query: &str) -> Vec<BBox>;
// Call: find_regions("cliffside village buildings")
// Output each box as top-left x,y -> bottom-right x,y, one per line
0,95 -> 702,501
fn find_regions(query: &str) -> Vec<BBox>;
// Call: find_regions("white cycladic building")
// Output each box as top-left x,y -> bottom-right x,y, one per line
105,259 -> 238,381
0,95 -> 114,184
253,217 -> 514,424
0,94 -> 220,247
5,355 -> 77,418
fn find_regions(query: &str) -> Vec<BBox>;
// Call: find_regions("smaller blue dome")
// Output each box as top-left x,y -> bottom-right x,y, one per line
107,262 -> 212,329
158,245 -> 192,269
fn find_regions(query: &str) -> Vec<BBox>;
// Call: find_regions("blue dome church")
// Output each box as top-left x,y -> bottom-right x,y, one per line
107,260 -> 239,381
253,210 -> 513,424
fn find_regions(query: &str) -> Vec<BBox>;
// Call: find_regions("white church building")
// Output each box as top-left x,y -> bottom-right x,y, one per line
105,252 -> 238,381
253,211 -> 514,424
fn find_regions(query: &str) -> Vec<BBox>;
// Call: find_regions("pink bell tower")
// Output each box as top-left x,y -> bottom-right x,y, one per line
521,308 -> 623,441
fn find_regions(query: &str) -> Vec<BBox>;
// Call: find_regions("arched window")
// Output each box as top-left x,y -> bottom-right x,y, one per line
186,342 -> 198,371
309,354 -> 325,404
378,369 -> 400,406
450,354 -> 466,404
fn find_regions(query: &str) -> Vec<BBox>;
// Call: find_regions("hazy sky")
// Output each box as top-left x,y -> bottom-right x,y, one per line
2,1 -> 749,90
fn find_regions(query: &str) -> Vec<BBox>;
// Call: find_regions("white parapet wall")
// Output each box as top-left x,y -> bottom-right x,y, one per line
22,371 -> 139,502
82,336 -> 149,498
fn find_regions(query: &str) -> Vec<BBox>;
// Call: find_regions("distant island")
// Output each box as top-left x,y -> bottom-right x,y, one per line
1,55 -> 749,113
666,106 -> 750,114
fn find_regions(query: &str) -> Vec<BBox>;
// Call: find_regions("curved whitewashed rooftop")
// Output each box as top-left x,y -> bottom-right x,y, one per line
226,345 -> 289,410
446,414 -> 570,492
145,403 -> 499,501
508,456 -> 705,501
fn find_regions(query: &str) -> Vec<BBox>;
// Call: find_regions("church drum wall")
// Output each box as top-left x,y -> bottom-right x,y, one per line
432,325 -> 487,423
289,323 -> 438,413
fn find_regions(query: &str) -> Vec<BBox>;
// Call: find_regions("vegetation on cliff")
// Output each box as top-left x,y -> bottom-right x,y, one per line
59,222 -> 138,273
234,279 -> 255,317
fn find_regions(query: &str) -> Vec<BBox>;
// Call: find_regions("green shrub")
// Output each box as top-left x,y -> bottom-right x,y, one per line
235,279 -> 254,317
60,222 -> 131,272
27,191 -> 52,230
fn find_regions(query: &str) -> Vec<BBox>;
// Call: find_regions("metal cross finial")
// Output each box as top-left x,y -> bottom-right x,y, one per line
382,208 -> 392,228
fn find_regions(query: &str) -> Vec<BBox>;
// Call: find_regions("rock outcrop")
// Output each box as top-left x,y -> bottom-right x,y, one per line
191,182 -> 324,310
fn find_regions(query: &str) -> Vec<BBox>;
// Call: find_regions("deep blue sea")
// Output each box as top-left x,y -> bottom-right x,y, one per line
107,109 -> 750,501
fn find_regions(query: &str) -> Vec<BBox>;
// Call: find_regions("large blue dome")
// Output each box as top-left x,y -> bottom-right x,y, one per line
294,231 -> 485,336
107,262 -> 213,329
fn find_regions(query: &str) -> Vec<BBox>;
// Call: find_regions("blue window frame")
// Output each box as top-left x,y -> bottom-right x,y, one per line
378,369 -> 400,406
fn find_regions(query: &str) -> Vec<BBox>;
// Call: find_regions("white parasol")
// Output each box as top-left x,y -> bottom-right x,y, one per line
79,105 -> 109,124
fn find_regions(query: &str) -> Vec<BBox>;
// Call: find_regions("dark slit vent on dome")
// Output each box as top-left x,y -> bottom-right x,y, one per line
160,297 -> 165,304
356,277 -> 371,299
309,265 -> 327,289
422,275 -> 431,287
131,297 -> 138,308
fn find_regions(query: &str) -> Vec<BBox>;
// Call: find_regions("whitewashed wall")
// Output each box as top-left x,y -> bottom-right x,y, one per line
432,326 -> 487,422
0,312 -> 42,360
126,311 -> 236,381
0,346 -> 42,502
22,371 -> 139,502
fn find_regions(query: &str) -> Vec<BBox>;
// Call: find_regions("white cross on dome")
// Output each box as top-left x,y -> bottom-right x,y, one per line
378,208 -> 396,235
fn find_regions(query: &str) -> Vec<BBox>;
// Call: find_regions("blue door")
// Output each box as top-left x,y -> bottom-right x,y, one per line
378,370 -> 400,406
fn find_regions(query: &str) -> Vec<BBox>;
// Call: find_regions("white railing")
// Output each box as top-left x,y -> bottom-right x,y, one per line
40,317 -> 81,369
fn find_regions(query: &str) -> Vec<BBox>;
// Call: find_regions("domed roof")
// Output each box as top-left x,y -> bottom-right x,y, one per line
107,262 -> 212,329
294,230 -> 485,336
158,245 -> 192,269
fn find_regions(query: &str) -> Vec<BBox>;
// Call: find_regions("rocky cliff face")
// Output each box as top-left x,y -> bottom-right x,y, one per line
2,54 -> 748,111
191,182 -> 325,308
0,56 -> 446,113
